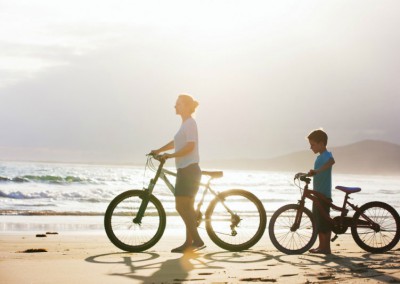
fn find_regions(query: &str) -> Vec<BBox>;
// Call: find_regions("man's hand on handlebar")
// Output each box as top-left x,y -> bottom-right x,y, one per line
160,153 -> 172,161
149,150 -> 161,156
148,151 -> 172,162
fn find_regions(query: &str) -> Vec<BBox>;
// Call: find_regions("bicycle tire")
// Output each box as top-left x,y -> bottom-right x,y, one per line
269,204 -> 317,254
351,201 -> 400,253
104,190 -> 166,252
205,189 -> 266,251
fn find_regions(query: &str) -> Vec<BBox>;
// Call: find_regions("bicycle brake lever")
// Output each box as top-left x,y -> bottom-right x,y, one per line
294,172 -> 306,180
148,153 -> 163,161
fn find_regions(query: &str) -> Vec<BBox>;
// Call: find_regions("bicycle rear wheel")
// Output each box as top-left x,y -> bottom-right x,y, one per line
205,189 -> 266,251
269,204 -> 317,254
351,201 -> 400,253
104,190 -> 166,252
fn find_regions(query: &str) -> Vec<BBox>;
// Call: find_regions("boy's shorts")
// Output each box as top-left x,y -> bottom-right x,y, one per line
312,197 -> 332,233
174,163 -> 201,197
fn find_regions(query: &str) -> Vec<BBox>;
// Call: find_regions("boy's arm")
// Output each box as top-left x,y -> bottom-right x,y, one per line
309,158 -> 335,176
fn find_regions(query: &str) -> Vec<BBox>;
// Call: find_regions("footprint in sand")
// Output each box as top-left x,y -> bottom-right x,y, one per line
281,273 -> 298,277
19,248 -> 48,253
198,272 -> 213,275
240,277 -> 277,282
316,274 -> 335,280
174,279 -> 205,282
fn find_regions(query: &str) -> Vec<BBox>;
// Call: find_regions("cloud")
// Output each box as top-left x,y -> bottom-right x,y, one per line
1,1 -> 400,163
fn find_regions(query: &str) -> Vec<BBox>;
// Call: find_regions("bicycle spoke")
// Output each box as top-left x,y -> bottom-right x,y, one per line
105,190 -> 166,252
205,190 -> 266,251
351,201 -> 400,253
269,204 -> 317,254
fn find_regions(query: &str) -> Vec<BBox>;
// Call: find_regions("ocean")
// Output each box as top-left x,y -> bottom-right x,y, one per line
1,160 -> 399,229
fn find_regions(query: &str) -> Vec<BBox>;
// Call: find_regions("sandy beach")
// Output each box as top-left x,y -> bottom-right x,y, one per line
1,216 -> 399,284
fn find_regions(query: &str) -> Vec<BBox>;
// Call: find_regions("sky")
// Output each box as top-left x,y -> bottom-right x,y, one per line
0,0 -> 399,164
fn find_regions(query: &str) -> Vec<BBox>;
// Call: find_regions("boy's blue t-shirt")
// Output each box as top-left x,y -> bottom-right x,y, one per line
313,150 -> 333,198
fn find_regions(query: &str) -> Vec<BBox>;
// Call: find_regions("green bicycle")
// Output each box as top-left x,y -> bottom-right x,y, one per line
105,153 -> 267,252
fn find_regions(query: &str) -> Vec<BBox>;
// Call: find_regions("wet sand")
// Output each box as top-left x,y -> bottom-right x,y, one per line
1,216 -> 399,283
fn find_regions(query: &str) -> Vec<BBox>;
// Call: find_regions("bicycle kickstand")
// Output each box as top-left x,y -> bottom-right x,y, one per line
331,234 -> 338,242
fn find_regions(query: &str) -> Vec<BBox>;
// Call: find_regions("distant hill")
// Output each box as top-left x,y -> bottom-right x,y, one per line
203,140 -> 400,175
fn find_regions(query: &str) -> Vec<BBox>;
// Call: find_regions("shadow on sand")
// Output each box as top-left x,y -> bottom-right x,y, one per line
274,249 -> 400,283
85,250 -> 273,283
85,249 -> 400,283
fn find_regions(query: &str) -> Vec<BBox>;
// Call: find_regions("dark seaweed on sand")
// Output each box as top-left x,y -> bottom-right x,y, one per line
19,248 -> 48,253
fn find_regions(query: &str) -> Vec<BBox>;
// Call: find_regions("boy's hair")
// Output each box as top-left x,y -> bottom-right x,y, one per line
308,129 -> 328,146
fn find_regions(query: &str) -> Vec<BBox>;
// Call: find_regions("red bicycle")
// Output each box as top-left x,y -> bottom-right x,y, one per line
268,172 -> 400,254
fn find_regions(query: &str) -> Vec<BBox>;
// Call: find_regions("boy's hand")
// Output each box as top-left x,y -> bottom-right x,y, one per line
308,169 -> 317,176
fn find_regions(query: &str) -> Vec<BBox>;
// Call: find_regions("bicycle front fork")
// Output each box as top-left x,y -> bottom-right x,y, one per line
196,210 -> 203,227
291,203 -> 305,232
133,190 -> 152,224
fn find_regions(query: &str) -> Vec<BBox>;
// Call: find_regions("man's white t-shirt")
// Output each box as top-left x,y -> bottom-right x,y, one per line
174,117 -> 199,169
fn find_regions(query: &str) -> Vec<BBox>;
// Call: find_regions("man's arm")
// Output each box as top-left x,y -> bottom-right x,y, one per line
164,142 -> 195,159
151,141 -> 174,155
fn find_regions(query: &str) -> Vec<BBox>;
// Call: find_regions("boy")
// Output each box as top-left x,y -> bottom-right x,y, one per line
307,129 -> 335,254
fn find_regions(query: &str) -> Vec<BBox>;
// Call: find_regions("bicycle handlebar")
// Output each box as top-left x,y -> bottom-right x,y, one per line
147,153 -> 164,162
294,172 -> 311,184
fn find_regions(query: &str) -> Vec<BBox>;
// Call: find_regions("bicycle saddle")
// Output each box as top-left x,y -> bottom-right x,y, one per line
335,186 -> 361,194
202,171 -> 223,179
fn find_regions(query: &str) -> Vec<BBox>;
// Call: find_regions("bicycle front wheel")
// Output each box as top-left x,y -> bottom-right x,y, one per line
205,189 -> 266,251
104,190 -> 166,252
351,201 -> 400,253
269,204 -> 317,254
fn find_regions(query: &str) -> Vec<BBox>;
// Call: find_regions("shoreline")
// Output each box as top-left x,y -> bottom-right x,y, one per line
1,216 -> 400,283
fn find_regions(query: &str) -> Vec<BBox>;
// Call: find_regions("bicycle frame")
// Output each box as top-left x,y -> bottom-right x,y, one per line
134,156 -> 235,225
293,177 -> 379,233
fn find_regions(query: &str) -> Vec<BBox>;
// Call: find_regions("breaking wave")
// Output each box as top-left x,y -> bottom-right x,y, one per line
0,175 -> 93,184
